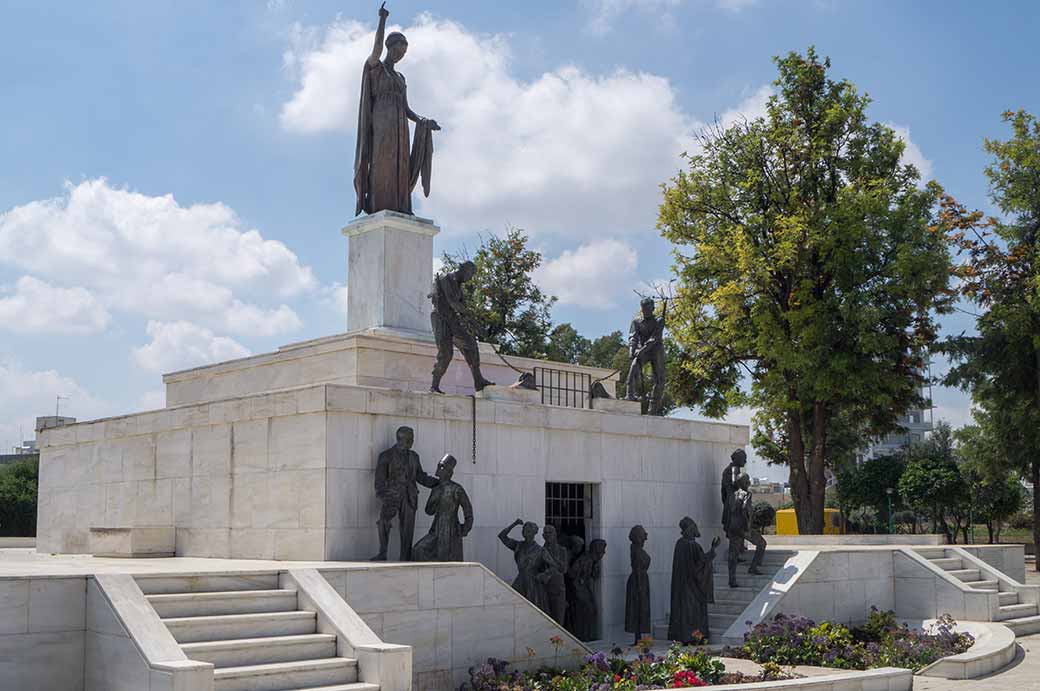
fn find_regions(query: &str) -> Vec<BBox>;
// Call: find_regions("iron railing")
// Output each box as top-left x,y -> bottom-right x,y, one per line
534,367 -> 591,409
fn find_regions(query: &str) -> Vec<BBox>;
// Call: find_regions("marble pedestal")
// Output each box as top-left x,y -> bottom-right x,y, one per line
342,211 -> 440,334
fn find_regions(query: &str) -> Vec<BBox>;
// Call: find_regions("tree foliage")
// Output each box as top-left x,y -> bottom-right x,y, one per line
897,424 -> 968,543
0,457 -> 38,537
660,48 -> 954,532
751,501 -> 777,531
937,109 -> 1040,562
836,452 -> 906,527
441,227 -> 556,358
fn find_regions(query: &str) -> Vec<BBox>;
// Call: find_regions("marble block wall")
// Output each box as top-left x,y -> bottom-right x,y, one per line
317,563 -> 586,691
38,382 -> 746,634
0,577 -> 86,690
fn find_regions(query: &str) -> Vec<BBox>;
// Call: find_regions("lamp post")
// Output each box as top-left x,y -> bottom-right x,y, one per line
886,487 -> 895,535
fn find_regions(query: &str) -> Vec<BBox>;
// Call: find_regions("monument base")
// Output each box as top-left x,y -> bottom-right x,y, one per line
476,384 -> 541,405
591,397 -> 642,415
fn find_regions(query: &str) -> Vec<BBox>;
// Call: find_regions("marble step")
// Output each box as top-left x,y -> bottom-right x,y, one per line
999,592 -> 1021,606
709,612 -> 738,632
148,589 -> 299,618
709,601 -> 748,615
713,574 -> 778,589
994,603 -> 1039,622
713,584 -> 758,600
961,579 -> 999,592
182,633 -> 337,668
928,557 -> 963,571
914,547 -> 947,559
1002,615 -> 1040,636
284,685 -> 380,691
165,611 -> 317,643
213,657 -> 357,691
137,573 -> 280,595
947,568 -> 982,582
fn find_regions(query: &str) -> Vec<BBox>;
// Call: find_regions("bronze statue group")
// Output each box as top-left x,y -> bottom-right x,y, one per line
371,428 -> 766,645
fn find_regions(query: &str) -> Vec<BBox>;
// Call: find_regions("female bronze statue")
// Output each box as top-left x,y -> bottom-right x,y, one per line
668,517 -> 719,644
354,2 -> 440,216
568,539 -> 606,642
624,525 -> 651,645
498,519 -> 549,612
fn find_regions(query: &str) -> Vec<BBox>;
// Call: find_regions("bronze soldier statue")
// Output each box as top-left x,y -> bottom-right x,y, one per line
725,472 -> 767,588
429,261 -> 494,393
624,297 -> 666,415
412,454 -> 473,561
372,426 -> 437,561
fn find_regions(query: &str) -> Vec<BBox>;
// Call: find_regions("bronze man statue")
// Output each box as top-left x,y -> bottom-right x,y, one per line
624,297 -> 666,415
354,2 -> 440,216
568,539 -> 606,642
668,517 -> 719,644
498,519 -> 549,612
412,454 -> 473,561
726,472 -> 767,588
372,426 -> 437,561
429,261 -> 494,393
540,524 -> 570,625
722,449 -> 749,560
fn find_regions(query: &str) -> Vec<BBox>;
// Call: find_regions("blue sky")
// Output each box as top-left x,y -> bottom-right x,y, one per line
1,1 -> 1038,478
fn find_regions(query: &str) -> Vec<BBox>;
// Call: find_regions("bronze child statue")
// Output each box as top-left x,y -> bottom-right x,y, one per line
725,472 -> 767,588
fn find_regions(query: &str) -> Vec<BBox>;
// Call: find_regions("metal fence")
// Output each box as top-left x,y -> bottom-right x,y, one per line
534,367 -> 591,409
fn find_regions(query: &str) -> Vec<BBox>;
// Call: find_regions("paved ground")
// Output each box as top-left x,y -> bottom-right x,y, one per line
916,636 -> 1040,689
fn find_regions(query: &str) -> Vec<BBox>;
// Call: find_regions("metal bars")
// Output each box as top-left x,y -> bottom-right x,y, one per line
534,367 -> 592,409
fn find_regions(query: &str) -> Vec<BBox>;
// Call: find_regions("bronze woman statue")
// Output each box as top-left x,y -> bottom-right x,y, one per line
568,539 -> 606,642
498,519 -> 549,612
354,2 -> 440,216
624,525 -> 651,645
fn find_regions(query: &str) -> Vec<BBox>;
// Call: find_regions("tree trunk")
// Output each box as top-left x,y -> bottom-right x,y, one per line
1033,458 -> 1040,572
801,401 -> 828,534
787,409 -> 813,534
987,522 -> 995,544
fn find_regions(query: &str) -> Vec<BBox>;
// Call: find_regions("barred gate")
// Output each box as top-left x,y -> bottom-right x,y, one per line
533,367 -> 591,409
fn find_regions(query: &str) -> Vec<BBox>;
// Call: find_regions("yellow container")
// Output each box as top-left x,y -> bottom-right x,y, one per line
775,508 -> 843,535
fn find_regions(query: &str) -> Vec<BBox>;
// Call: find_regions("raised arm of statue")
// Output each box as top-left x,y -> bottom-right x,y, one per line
368,2 -> 389,66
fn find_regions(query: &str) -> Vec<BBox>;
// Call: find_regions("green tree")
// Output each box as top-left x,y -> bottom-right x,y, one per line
836,453 -> 907,531
545,323 -> 592,364
0,457 -> 39,537
586,331 -> 626,369
958,421 -> 1026,543
441,227 -> 557,358
938,110 -> 1040,565
897,424 -> 968,543
751,501 -> 777,531
660,48 -> 954,533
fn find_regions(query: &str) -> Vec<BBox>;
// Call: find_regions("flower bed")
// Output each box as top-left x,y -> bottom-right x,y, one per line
725,608 -> 974,672
461,646 -> 793,690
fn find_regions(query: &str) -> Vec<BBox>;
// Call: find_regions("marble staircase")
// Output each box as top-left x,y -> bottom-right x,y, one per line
708,550 -> 798,641
915,546 -> 1040,635
138,573 -> 379,691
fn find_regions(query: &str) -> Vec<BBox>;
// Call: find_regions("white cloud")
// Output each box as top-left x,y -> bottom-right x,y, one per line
0,179 -> 316,338
0,276 -> 110,334
0,358 -> 109,451
888,123 -> 934,182
132,321 -> 251,373
534,239 -> 639,309
719,85 -> 772,127
279,15 -> 723,238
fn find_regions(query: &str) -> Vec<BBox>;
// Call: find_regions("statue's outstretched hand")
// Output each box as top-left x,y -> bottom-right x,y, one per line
711,536 -> 721,550
379,2 -> 389,19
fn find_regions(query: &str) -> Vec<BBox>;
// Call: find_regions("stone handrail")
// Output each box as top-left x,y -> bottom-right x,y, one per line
284,568 -> 412,691
92,574 -> 214,689
950,547 -> 1040,608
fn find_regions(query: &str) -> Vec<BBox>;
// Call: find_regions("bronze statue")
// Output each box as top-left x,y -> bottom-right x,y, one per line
722,449 -> 749,561
624,525 -> 651,645
371,426 -> 437,561
412,454 -> 473,561
540,525 -> 570,625
726,472 -> 767,588
354,2 -> 440,216
624,297 -> 666,415
429,261 -> 494,393
498,519 -> 549,612
567,538 -> 606,642
668,517 -> 719,644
